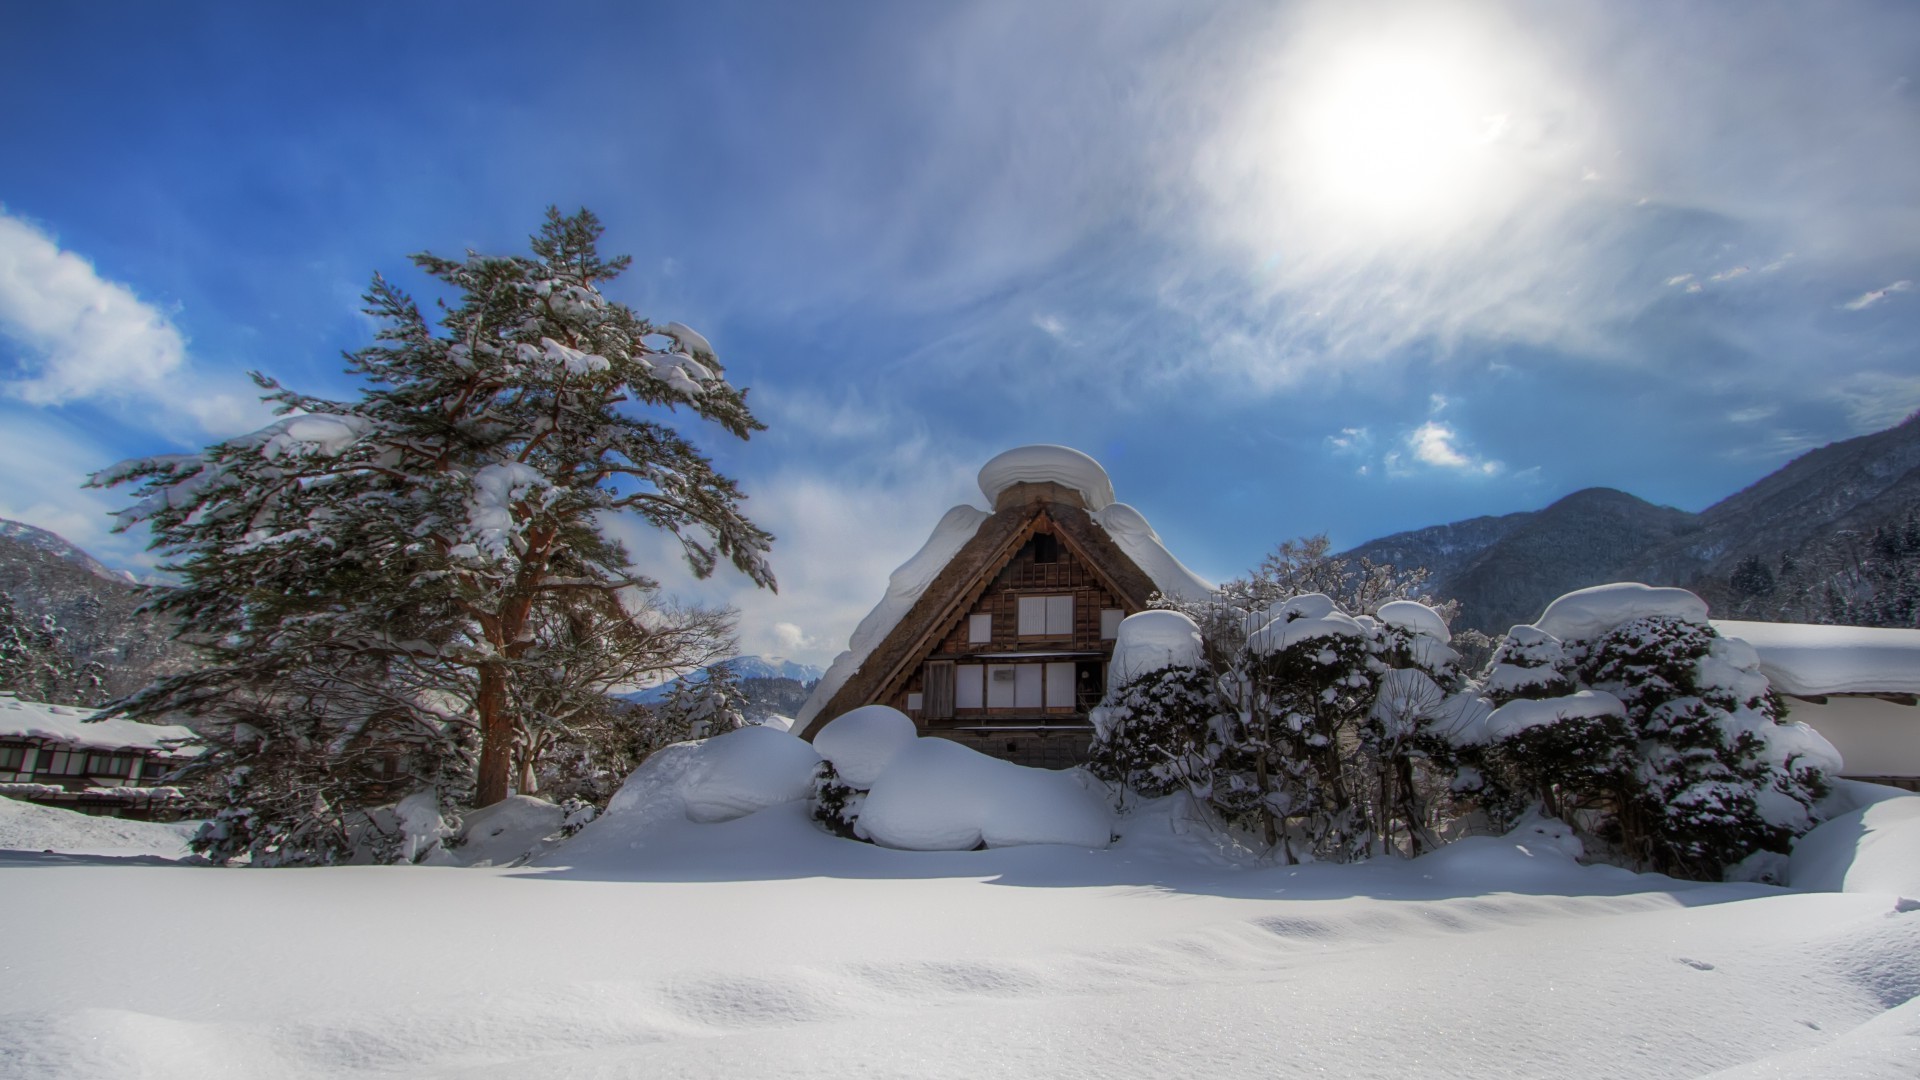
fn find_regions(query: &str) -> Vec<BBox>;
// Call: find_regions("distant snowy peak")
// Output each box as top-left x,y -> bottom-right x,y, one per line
0,519 -> 130,583
623,656 -> 824,705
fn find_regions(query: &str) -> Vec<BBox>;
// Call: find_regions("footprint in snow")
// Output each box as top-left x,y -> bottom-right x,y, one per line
1676,957 -> 1716,971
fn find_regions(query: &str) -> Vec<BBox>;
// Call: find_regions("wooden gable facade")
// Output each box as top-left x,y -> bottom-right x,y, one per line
797,480 -> 1164,768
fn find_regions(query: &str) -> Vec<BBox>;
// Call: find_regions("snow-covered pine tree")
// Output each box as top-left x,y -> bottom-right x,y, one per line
94,208 -> 773,823
657,661 -> 752,741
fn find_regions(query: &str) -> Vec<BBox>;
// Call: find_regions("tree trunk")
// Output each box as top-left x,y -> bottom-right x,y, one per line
476,660 -> 513,807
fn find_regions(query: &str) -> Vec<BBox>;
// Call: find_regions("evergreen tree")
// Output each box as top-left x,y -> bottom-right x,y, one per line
94,208 -> 773,836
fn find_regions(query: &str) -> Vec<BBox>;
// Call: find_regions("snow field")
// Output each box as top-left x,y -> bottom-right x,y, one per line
4,796 -> 1918,1079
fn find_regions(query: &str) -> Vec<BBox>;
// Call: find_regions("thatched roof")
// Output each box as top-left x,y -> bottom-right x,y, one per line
796,486 -> 1164,740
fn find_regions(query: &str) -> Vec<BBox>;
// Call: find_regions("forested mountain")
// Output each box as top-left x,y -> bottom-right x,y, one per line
0,519 -> 199,704
1341,414 -> 1920,632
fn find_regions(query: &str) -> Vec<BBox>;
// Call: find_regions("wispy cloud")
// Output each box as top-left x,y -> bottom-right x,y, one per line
1843,280 -> 1913,311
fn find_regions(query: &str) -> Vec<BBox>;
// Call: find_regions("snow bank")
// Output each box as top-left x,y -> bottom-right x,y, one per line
1090,502 -> 1215,602
859,738 -> 1112,851
455,794 -> 566,867
976,444 -> 1115,511
1377,599 -> 1450,640
0,795 -> 198,858
1788,789 -> 1920,896
679,726 -> 824,824
1531,583 -> 1709,641
0,695 -> 198,756
798,504 -> 991,725
1714,620 -> 1920,697
812,705 -> 917,787
1106,610 -> 1206,692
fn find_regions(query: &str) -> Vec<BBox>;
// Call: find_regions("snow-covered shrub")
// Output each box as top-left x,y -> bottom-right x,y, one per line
806,704 -> 916,839
1088,664 -> 1225,799
1450,584 -> 1838,880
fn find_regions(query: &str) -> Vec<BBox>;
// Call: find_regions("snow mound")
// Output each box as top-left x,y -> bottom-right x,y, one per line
813,705 -> 917,787
1106,610 -> 1206,692
977,444 -> 1115,511
0,695 -> 198,756
1788,789 -> 1920,896
859,738 -> 1112,851
1532,583 -> 1709,642
679,726 -> 823,824
1713,620 -> 1920,697
455,795 -> 566,867
0,795 -> 198,858
1377,599 -> 1450,641
798,503 -> 992,725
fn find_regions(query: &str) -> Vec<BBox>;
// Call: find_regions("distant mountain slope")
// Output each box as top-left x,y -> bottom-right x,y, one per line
0,520 -> 129,584
1339,414 -> 1920,634
0,519 -> 199,703
1440,489 -> 1698,633
1339,510 -> 1532,589
1628,413 -> 1920,585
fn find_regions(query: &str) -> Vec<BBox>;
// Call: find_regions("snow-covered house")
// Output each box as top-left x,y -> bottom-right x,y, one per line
795,446 -> 1212,768
1714,620 -> 1920,790
0,694 -> 199,818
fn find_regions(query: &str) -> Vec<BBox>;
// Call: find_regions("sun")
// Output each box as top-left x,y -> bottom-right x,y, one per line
1290,41 -> 1509,228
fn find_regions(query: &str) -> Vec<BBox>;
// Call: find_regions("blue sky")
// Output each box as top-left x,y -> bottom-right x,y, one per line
3,1 -> 1918,666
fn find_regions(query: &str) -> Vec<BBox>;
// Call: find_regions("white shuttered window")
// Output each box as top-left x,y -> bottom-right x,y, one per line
1045,662 -> 1075,707
1018,595 -> 1075,636
1015,665 -> 1044,708
955,665 -> 984,709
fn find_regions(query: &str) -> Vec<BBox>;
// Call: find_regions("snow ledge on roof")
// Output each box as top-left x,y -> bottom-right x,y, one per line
1712,620 -> 1920,697
0,695 -> 199,755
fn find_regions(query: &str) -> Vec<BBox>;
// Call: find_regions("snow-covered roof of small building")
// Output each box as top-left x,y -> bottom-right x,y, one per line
977,445 -> 1115,512
0,695 -> 199,756
1712,621 -> 1920,698
1530,583 -> 1709,642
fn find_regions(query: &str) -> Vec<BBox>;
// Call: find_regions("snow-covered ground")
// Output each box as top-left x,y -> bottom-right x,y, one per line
3,772 -> 1918,1079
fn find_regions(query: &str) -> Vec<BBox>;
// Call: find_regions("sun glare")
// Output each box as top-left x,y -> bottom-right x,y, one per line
1292,43 -> 1507,227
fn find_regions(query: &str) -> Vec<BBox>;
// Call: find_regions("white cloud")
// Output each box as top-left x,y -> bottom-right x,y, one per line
0,212 -> 187,406
599,450 -> 982,671
1843,280 -> 1913,311
1727,406 -> 1777,423
1326,426 -> 1370,453
1032,312 -> 1070,341
1406,421 -> 1502,475
0,209 -> 267,439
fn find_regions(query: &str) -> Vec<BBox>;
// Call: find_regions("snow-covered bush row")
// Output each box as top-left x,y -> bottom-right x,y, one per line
1094,581 -> 1840,880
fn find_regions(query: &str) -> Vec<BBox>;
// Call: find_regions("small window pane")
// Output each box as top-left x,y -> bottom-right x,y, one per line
1045,663 -> 1075,707
1015,665 -> 1044,708
987,665 -> 1018,708
1101,609 -> 1124,640
955,665 -> 984,709
1046,595 -> 1074,635
968,612 -> 993,644
1017,597 -> 1046,636
906,693 -> 924,713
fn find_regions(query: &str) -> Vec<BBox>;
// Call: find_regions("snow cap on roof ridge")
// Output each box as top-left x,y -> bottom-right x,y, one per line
977,445 -> 1115,512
